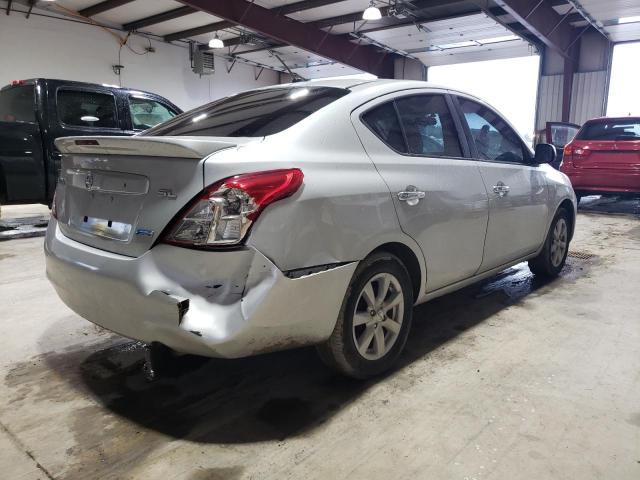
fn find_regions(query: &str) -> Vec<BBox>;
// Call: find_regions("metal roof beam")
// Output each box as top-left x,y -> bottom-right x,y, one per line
493,0 -> 579,57
124,6 -> 195,31
79,0 -> 135,17
163,0 -> 345,41
231,5 -> 485,57
175,0 -> 396,77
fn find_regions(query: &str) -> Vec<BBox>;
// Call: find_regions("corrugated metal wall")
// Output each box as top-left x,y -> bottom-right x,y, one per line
536,74 -> 563,131
536,70 -> 608,130
570,71 -> 608,125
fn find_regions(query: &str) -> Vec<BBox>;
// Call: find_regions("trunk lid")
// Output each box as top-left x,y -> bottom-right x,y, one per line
53,136 -> 241,257
571,140 -> 640,170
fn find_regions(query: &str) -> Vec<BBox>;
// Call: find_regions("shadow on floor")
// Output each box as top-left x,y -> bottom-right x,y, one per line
579,195 -> 640,216
40,259 -> 589,446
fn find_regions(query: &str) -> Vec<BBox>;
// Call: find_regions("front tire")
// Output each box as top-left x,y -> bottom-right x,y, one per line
528,208 -> 571,277
317,252 -> 413,379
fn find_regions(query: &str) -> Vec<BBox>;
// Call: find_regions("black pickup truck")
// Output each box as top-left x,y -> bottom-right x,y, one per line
0,78 -> 181,207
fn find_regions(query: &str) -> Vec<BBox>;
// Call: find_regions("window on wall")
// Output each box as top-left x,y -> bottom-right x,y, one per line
607,42 -> 640,117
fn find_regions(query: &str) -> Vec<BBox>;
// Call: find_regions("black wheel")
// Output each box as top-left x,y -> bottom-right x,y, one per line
528,208 -> 571,277
317,252 -> 413,379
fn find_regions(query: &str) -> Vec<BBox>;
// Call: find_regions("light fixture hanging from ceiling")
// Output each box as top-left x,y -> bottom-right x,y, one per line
362,1 -> 382,21
209,32 -> 224,49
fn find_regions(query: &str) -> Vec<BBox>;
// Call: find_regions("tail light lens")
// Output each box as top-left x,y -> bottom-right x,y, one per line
573,147 -> 591,158
563,144 -> 573,158
562,144 -> 591,168
564,144 -> 590,160
162,168 -> 303,248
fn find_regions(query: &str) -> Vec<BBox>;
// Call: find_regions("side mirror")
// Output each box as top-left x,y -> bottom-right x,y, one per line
535,143 -> 556,165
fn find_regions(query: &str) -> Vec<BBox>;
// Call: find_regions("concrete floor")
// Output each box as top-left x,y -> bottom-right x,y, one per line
1,206 -> 639,480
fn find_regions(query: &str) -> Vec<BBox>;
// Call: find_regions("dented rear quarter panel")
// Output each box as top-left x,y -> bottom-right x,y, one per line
203,103 -> 427,299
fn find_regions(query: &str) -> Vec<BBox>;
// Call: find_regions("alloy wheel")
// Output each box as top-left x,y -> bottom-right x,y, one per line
550,218 -> 568,267
352,272 -> 404,361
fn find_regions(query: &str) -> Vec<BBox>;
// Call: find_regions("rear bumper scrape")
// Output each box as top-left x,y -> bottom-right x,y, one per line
45,221 -> 357,358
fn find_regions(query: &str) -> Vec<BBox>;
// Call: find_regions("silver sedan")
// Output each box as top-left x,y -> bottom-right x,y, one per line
46,79 -> 576,378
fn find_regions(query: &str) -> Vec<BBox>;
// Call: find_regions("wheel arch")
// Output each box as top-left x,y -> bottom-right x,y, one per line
558,198 -> 576,241
369,242 -> 423,302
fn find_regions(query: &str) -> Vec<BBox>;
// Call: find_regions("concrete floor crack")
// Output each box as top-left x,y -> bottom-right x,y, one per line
0,419 -> 56,480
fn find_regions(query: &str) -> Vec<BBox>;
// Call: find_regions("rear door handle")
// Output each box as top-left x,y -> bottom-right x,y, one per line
398,185 -> 426,206
493,182 -> 510,198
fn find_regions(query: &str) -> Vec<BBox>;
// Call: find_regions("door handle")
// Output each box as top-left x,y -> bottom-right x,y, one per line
493,182 -> 510,198
398,186 -> 426,206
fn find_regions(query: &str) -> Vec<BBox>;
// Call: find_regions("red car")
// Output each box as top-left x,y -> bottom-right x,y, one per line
561,117 -> 640,202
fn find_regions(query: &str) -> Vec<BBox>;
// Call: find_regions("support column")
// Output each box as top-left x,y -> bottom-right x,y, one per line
562,44 -> 578,122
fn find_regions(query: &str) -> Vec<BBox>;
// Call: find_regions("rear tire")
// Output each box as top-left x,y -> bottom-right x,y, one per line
528,207 -> 571,277
317,252 -> 413,379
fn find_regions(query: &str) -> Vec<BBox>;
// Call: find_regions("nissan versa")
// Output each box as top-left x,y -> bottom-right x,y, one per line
45,79 -> 576,378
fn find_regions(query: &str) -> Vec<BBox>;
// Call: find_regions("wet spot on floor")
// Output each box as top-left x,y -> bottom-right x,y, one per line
188,467 -> 245,480
628,413 -> 640,427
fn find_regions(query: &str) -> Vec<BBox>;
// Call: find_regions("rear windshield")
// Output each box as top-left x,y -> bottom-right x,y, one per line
142,86 -> 349,137
577,120 -> 640,141
0,85 -> 35,123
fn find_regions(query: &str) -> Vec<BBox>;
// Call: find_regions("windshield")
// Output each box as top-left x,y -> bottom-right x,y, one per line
143,86 -> 349,137
577,120 -> 640,141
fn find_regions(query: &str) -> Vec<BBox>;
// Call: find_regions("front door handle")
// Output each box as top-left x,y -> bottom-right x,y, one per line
493,182 -> 510,198
398,185 -> 426,206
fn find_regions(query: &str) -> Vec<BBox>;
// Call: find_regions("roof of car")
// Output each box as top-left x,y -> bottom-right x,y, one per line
585,116 -> 640,123
272,77 -> 477,99
0,78 -> 162,97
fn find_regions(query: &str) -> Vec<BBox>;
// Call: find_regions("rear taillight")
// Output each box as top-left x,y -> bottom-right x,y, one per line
563,144 -> 573,158
563,143 -> 591,167
162,169 -> 303,248
565,144 -> 590,159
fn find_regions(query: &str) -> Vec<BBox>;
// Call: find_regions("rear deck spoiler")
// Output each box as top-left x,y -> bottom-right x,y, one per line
55,136 -> 238,159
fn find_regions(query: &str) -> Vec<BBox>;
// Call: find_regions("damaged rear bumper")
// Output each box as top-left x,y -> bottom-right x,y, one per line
45,221 -> 357,358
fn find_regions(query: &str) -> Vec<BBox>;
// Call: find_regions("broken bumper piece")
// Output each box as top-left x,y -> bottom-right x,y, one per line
45,221 -> 357,358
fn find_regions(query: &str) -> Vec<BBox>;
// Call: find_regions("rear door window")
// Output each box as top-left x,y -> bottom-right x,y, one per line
143,86 -> 349,137
395,95 -> 462,157
577,120 -> 640,141
128,96 -> 178,130
0,85 -> 35,123
361,102 -> 407,153
57,89 -> 118,129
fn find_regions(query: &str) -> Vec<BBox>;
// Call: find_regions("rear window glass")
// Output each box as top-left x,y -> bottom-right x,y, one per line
57,89 -> 118,128
577,120 -> 640,141
361,102 -> 407,153
143,86 -> 349,137
0,85 -> 35,123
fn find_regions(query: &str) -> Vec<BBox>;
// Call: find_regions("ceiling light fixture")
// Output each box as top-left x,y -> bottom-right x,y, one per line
478,35 -> 520,45
618,15 -> 640,24
362,1 -> 382,21
208,33 -> 224,49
